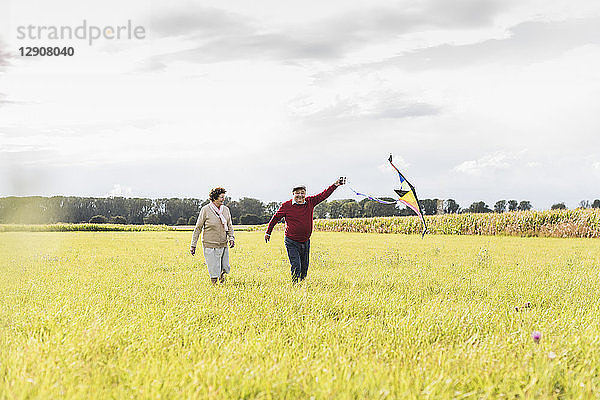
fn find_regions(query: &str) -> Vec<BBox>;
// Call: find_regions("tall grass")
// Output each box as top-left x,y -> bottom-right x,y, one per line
1,231 -> 599,398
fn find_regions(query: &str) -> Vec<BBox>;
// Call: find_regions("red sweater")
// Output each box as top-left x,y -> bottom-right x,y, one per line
266,184 -> 337,242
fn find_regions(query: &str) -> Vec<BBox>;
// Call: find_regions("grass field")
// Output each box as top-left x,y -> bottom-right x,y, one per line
1,231 -> 599,398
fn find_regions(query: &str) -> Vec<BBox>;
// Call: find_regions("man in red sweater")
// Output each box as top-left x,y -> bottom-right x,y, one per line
265,177 -> 346,282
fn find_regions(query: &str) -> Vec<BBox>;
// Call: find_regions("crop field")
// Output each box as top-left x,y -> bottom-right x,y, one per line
1,230 -> 600,398
309,209 -> 600,238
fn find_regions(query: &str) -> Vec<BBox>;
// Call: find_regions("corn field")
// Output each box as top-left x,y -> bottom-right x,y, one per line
283,209 -> 600,238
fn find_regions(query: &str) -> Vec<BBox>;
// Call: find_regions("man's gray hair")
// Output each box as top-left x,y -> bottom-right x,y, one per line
292,185 -> 306,192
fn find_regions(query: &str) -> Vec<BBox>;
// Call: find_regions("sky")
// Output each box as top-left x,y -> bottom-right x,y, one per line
1,0 -> 599,210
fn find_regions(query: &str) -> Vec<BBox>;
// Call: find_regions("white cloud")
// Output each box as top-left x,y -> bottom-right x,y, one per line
145,0 -> 514,66
106,184 -> 133,198
454,151 -> 521,175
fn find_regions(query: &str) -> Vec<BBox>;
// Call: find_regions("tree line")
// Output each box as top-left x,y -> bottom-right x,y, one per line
0,196 -> 278,225
0,196 -> 598,225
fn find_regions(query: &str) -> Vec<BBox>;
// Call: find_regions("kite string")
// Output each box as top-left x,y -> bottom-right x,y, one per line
347,185 -> 397,205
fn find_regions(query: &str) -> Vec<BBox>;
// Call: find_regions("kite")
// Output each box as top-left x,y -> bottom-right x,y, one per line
388,155 -> 427,237
349,155 -> 428,237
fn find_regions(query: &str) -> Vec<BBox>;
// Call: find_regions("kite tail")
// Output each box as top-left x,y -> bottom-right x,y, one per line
398,198 -> 427,238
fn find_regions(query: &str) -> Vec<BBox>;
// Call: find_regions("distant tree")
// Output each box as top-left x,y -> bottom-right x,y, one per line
175,217 -> 188,225
188,216 -> 197,225
579,200 -> 591,209
226,199 -> 240,221
265,202 -> 281,216
507,200 -> 518,211
494,200 -> 507,213
110,215 -> 127,224
340,201 -> 362,218
314,201 -> 330,219
89,215 -> 108,224
444,199 -> 460,214
237,198 -> 265,216
143,214 -> 160,225
240,214 -> 262,225
518,201 -> 532,211
327,200 -> 344,219
362,199 -> 399,217
592,200 -> 600,209
551,203 -> 567,210
419,199 -> 438,216
466,201 -> 492,213
129,198 -> 153,224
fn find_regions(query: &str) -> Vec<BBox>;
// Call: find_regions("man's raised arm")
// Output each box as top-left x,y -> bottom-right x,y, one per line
308,177 -> 346,206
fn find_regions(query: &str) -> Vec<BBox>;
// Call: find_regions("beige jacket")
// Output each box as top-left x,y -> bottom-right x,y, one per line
191,204 -> 235,248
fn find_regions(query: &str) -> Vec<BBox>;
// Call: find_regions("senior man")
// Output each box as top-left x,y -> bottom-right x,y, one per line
265,177 -> 345,282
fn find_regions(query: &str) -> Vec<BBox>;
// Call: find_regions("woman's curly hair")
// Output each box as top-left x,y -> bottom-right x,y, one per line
209,187 -> 227,201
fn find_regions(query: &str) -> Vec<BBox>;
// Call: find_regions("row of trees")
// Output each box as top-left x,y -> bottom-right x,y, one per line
315,198 -> 443,219
316,199 -> 537,218
554,200 -> 600,210
1,196 -> 598,225
446,199 -> 600,214
0,196 -> 280,225
466,200 -> 532,214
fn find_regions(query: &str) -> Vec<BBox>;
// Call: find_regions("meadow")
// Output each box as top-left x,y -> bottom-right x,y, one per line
1,230 -> 599,398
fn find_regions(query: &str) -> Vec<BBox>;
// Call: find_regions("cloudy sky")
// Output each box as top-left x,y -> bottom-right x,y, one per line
1,0 -> 599,209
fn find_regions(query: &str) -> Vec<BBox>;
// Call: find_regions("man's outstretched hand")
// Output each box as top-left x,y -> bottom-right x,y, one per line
264,233 -> 270,243
334,177 -> 347,187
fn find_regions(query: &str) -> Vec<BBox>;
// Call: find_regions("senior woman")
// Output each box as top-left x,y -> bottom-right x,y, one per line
190,187 -> 235,284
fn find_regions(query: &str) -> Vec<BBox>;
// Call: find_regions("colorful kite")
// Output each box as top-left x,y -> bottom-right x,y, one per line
349,155 -> 427,237
388,155 -> 427,237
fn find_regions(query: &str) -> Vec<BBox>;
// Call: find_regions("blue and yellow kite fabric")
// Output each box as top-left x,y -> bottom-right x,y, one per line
349,155 -> 428,237
387,155 -> 427,237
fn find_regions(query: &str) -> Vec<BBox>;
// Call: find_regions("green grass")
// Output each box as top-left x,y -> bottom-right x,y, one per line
1,231 -> 599,398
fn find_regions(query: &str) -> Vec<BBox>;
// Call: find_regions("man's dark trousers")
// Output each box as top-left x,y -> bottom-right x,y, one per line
284,237 -> 310,282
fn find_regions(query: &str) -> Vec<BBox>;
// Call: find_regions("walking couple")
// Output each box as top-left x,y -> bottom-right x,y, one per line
190,178 -> 346,284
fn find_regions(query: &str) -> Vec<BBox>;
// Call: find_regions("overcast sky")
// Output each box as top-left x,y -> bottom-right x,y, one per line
1,0 -> 599,209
